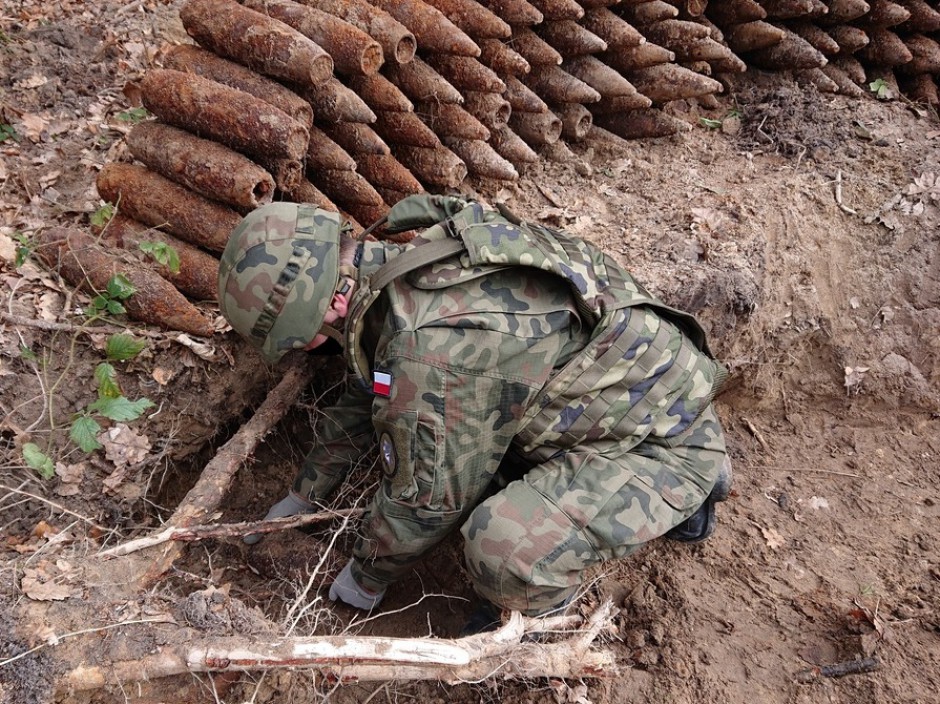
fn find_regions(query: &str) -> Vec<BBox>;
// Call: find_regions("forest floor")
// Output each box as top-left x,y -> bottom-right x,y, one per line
1,1 -> 938,703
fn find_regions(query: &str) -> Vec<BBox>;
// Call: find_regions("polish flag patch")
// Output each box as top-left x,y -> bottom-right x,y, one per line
372,371 -> 392,397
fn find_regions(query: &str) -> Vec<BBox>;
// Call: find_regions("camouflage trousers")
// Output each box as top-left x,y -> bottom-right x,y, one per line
461,404 -> 728,616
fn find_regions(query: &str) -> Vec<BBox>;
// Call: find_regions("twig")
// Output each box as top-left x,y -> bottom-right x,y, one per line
741,415 -> 771,452
0,483 -> 110,533
97,508 -> 365,558
795,656 -> 880,682
764,466 -> 861,479
0,310 -> 165,338
834,170 -> 857,215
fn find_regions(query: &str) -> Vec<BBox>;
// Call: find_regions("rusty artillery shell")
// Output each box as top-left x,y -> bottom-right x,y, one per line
284,178 -> 340,211
179,0 -> 332,88
831,54 -> 867,84
563,55 -> 640,97
898,0 -> 940,33
371,0 -> 480,56
307,126 -> 358,171
538,20 -> 608,56
373,186 -> 416,208
820,65 -> 868,97
394,145 -> 469,188
620,0 -> 679,25
462,90 -> 512,129
589,92 -> 654,113
795,67 -> 839,92
374,110 -> 443,147
510,28 -> 564,65
825,25 -> 870,53
357,154 -> 425,194
484,0 -> 544,24
527,0 -> 584,20
642,19 -> 711,49
540,138 -> 578,165
423,0 -> 512,39
626,63 -> 723,103
443,138 -> 519,180
255,157 -> 304,191
591,108 -> 690,139
324,122 -> 391,156
241,0 -> 383,76
489,125 -> 539,165
758,0 -> 820,19
126,121 -> 275,212
725,20 -> 785,52
684,60 -> 712,76
384,58 -> 465,104
900,72 -> 939,104
296,77 -> 377,124
139,69 -> 309,163
504,76 -> 551,112
705,0 -> 767,24
97,163 -> 242,253
747,29 -> 828,69
417,101 -> 491,140
582,8 -> 646,49
856,28 -> 913,66
296,0 -> 417,64
425,55 -> 506,92
346,74 -> 414,112
554,103 -> 593,140
36,228 -> 215,336
855,0 -> 911,27
897,34 -> 940,74
314,168 -> 386,206
524,65 -> 602,103
508,109 -> 562,146
162,45 -> 314,129
479,39 -> 531,76
94,214 -> 220,302
601,42 -> 676,71
787,21 -> 841,55
579,0 -> 629,7
679,38 -> 747,67
817,0 -> 872,24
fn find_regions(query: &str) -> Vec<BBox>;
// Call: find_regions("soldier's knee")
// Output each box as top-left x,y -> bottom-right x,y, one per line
461,481 -> 589,615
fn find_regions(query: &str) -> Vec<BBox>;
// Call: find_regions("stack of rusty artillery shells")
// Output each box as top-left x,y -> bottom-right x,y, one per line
76,0 -> 940,334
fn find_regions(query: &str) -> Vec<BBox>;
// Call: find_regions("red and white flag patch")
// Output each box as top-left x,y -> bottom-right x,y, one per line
372,371 -> 392,397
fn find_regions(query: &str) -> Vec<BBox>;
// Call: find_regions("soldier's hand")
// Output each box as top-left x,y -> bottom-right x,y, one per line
328,560 -> 386,610
243,491 -> 316,545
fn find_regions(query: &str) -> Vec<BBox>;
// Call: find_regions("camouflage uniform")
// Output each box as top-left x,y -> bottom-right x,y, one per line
288,197 -> 728,615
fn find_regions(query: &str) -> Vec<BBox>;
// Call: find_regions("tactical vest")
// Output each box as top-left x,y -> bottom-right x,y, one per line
344,196 -> 726,451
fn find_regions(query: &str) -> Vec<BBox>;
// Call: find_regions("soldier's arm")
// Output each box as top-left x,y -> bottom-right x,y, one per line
291,377 -> 376,501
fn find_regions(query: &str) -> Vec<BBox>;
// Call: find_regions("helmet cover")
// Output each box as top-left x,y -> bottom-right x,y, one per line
218,202 -> 342,364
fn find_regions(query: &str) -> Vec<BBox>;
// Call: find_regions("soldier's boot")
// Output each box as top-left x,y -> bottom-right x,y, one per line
459,600 -> 502,637
665,457 -> 733,544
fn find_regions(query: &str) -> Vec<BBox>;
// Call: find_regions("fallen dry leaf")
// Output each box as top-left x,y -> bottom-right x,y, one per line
20,112 -> 48,143
100,424 -> 151,472
761,526 -> 785,550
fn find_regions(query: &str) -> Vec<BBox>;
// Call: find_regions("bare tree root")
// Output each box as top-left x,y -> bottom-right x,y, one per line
55,601 -> 619,694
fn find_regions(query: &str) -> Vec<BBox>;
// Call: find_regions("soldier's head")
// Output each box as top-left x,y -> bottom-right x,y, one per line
218,202 -> 353,364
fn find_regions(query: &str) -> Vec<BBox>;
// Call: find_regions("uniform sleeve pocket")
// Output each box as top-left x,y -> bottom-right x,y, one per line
373,410 -> 442,507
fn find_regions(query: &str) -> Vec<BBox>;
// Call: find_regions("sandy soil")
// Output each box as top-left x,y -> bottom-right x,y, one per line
1,1 -> 938,703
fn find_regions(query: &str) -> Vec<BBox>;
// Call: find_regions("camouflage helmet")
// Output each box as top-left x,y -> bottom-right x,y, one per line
218,202 -> 343,364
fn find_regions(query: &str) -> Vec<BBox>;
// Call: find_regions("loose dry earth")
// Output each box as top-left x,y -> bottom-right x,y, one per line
1,1 -> 938,703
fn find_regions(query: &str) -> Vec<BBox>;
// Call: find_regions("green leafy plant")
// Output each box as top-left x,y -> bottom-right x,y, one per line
90,203 -> 115,229
699,109 -> 742,130
0,123 -> 18,143
23,442 -> 56,479
115,107 -> 149,124
869,78 -> 892,100
69,333 -> 153,452
13,231 -> 31,267
87,273 -> 136,317
139,241 -> 180,274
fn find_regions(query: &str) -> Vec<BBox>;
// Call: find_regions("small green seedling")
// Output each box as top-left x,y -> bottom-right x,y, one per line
23,443 -> 56,479
115,107 -> 150,124
13,232 -> 31,267
869,78 -> 892,100
139,241 -> 180,274
0,123 -> 18,143
90,203 -> 115,229
69,333 -> 154,453
87,273 -> 136,317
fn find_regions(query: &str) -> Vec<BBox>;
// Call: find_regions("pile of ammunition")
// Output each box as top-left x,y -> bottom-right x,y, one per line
69,0 -> 939,334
